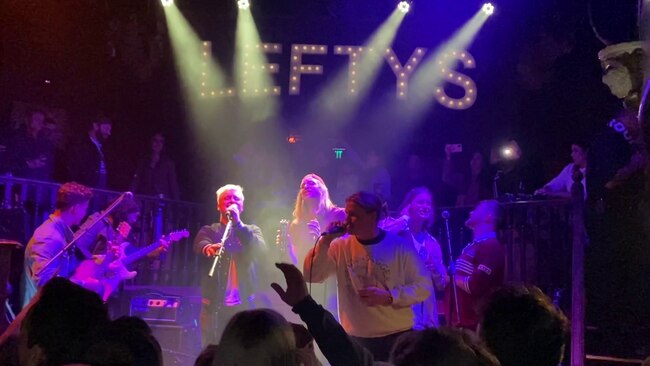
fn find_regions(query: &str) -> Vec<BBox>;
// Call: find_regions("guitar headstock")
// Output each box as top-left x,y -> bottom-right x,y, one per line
278,219 -> 289,247
116,222 -> 132,239
165,229 -> 190,242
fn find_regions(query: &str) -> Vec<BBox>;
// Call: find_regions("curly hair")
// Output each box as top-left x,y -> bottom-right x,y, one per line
55,182 -> 93,211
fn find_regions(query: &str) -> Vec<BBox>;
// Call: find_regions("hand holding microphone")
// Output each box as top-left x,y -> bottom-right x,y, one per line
321,221 -> 348,239
225,204 -> 241,225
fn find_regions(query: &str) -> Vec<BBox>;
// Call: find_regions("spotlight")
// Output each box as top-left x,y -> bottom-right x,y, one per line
161,0 -> 174,7
482,3 -> 495,15
237,0 -> 250,10
398,1 -> 410,14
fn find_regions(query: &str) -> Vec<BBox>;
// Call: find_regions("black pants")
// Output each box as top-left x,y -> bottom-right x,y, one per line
350,329 -> 412,362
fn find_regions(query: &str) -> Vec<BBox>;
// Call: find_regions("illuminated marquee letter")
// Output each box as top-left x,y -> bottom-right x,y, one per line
200,41 -> 236,98
385,47 -> 427,99
333,45 -> 366,95
434,51 -> 477,110
239,43 -> 282,96
289,44 -> 327,95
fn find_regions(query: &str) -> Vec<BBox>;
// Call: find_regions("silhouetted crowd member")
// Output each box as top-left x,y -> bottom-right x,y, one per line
0,335 -> 19,366
67,115 -> 113,189
84,316 -> 163,366
194,345 -> 219,366
6,109 -> 55,181
390,328 -> 499,366
18,278 -> 110,366
213,308 -> 302,366
291,323 -> 322,366
480,285 -> 569,366
2,278 -> 165,366
131,132 -> 180,200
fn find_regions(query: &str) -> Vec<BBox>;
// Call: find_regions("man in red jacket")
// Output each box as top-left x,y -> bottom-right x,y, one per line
447,199 -> 505,330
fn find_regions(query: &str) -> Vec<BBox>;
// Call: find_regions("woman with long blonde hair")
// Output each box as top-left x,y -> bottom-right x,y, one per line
381,186 -> 447,328
288,174 -> 345,316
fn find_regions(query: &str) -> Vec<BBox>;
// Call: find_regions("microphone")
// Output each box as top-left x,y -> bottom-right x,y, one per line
321,225 -> 347,236
225,204 -> 237,221
441,210 -> 450,220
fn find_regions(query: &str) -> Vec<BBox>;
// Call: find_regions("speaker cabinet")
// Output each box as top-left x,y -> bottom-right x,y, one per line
150,324 -> 201,366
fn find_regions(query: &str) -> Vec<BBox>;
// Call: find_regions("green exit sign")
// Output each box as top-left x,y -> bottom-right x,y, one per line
333,148 -> 346,159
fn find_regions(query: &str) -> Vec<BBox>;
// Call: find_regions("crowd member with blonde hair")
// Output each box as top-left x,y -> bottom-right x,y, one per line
285,174 -> 345,315
213,308 -> 304,366
381,187 -> 447,329
194,184 -> 266,347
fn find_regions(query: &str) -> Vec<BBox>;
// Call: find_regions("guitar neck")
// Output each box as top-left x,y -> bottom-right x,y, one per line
122,241 -> 163,266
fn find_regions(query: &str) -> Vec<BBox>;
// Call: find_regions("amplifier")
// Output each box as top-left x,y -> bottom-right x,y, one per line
130,294 -> 181,323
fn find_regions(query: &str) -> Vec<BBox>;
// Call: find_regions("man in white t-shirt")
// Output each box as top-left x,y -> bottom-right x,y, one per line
304,191 -> 431,362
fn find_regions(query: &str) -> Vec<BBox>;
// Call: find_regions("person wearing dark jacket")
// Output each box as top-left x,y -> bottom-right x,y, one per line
193,184 -> 266,346
67,116 -> 112,189
130,132 -> 180,200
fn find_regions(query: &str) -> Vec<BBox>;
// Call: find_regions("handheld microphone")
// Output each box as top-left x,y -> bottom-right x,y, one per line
321,225 -> 347,236
225,204 -> 237,221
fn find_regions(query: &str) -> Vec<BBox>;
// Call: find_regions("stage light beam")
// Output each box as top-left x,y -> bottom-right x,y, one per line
307,6 -> 407,133
234,1 -> 278,121
398,1 -> 411,14
161,0 -> 174,7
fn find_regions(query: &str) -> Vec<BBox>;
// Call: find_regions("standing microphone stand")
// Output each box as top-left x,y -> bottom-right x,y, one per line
208,216 -> 232,277
442,211 -> 461,326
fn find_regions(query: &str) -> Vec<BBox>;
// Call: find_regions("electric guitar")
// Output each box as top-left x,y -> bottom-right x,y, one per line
71,229 -> 189,301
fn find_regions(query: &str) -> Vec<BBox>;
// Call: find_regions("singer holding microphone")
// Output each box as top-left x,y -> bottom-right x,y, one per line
193,184 -> 266,346
304,191 -> 431,362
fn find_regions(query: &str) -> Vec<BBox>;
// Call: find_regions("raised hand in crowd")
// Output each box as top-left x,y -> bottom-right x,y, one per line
271,263 -> 309,307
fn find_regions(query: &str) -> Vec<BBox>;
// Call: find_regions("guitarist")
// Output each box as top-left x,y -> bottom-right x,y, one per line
21,182 -> 105,308
194,184 -> 266,347
92,197 -> 168,267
